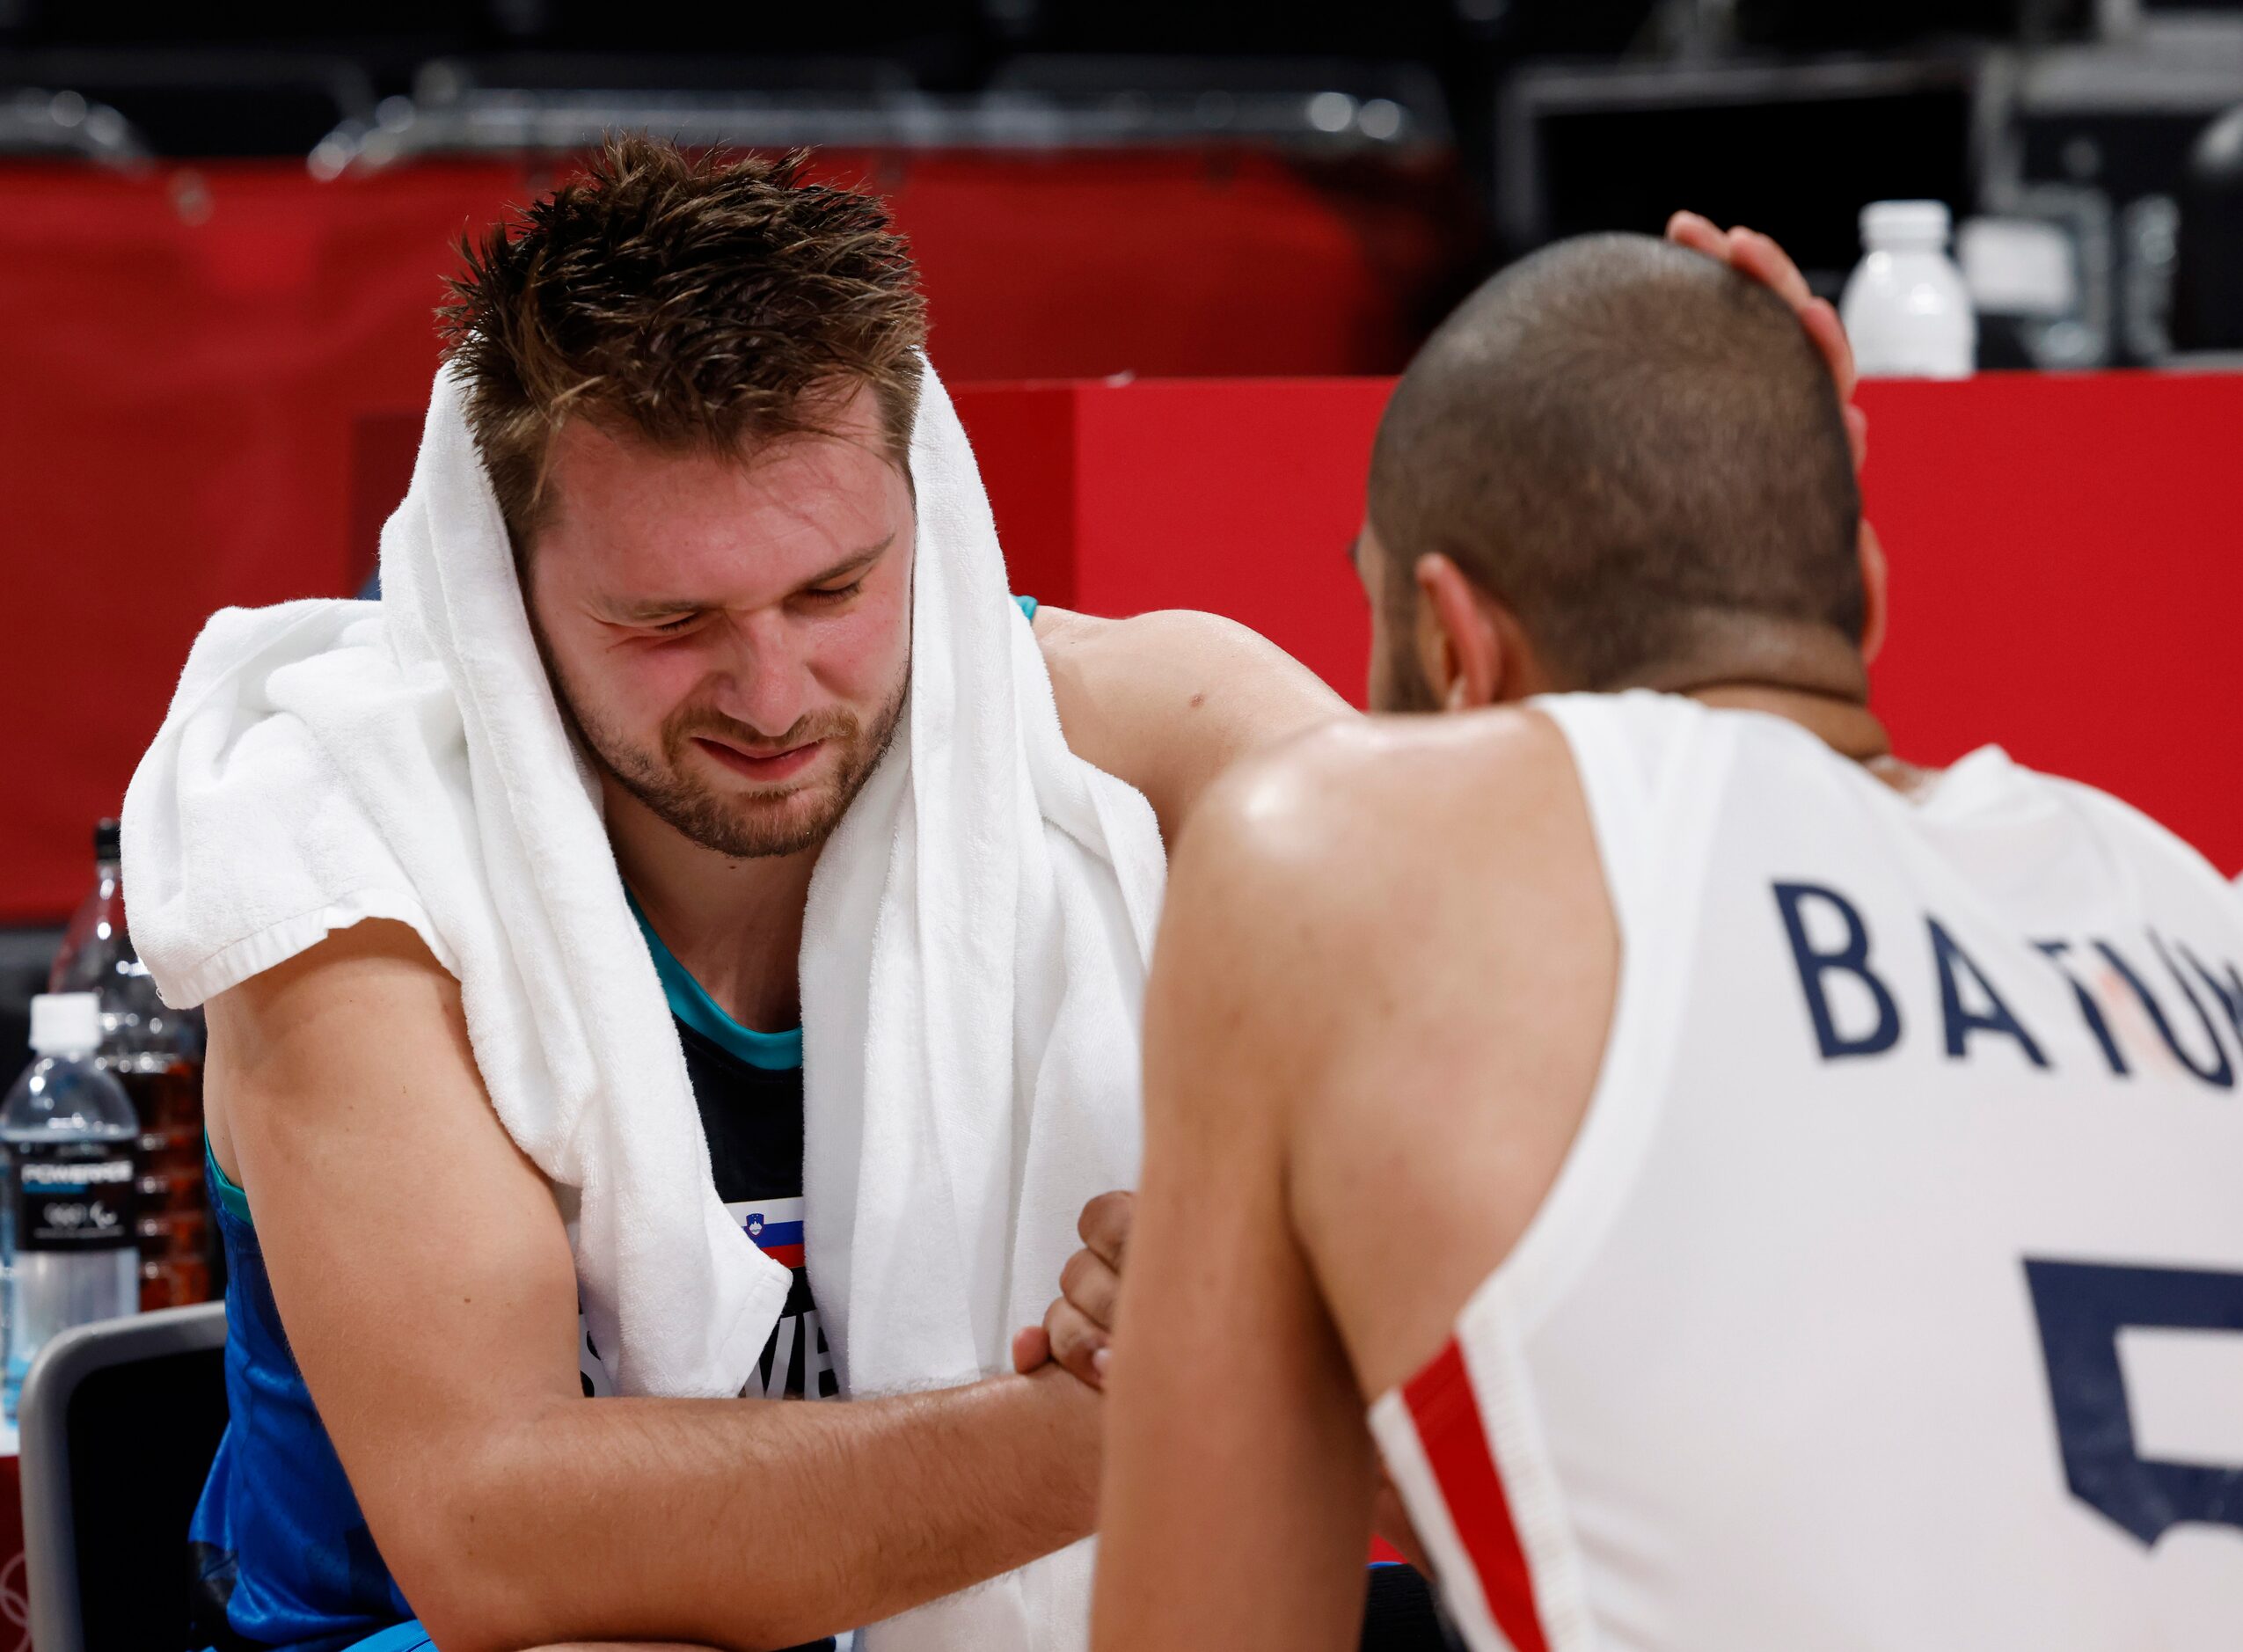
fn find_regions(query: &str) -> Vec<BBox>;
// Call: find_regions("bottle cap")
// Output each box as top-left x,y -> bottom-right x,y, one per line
1860,200 -> 1952,249
94,818 -> 122,863
29,992 -> 103,1057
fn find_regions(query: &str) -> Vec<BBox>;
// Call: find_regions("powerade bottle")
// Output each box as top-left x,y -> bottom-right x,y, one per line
3,993 -> 141,1419
48,817 -> 211,1308
47,820 -> 198,1059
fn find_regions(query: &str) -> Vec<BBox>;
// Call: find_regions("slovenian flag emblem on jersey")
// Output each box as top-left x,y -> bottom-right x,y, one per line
732,1195 -> 806,1269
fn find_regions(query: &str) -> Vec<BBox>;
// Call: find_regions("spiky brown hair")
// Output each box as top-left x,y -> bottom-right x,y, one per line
441,135 -> 928,552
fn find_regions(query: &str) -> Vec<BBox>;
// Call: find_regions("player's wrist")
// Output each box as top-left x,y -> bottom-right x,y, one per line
1018,1363 -> 1103,1538
1020,1356 -> 1103,1413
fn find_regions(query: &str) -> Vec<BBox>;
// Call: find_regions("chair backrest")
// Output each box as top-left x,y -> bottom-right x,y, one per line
18,1302 -> 229,1652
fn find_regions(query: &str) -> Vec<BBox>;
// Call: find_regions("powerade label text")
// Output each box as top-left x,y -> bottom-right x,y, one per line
14,1144 -> 137,1251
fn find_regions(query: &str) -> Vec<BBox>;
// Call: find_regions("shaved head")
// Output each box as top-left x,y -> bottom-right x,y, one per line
1368,232 -> 1861,691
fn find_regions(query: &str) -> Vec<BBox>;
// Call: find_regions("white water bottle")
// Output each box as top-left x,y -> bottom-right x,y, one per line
1840,200 -> 1976,379
3,993 -> 141,1418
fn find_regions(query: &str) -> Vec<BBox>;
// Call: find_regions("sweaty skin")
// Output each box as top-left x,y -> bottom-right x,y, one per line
1086,540 -> 1904,1652
201,388 -> 1346,1652
1086,216 -> 1897,1652
1087,690 -> 1929,1652
1089,710 -> 1619,1652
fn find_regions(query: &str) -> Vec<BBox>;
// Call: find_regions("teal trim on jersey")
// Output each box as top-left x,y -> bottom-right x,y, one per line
624,591 -> 1032,1071
343,1619 -> 435,1652
206,1137 -> 252,1226
628,891 -> 804,1071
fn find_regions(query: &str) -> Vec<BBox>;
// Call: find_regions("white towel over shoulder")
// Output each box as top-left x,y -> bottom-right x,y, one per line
121,359 -> 1165,1652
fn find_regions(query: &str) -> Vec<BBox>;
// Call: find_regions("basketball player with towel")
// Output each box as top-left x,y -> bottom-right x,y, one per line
1092,229 -> 2243,1648
124,139 -> 1358,1652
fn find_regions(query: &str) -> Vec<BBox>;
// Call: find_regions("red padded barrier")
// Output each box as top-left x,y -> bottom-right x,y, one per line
0,147 -> 2231,914
0,154 -> 1453,919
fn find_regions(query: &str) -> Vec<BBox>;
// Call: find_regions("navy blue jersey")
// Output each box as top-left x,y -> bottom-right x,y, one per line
622,895 -> 836,1402
189,1158 -> 414,1652
188,938 -> 832,1652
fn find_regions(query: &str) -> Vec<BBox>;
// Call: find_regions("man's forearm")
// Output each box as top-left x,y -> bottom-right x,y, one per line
406,1365 -> 1100,1652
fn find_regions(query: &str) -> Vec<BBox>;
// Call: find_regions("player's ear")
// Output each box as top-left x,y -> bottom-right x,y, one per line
1856,520 -> 1889,667
1414,553 -> 1505,712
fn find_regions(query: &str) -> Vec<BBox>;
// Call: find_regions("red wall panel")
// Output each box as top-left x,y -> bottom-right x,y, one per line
1067,380 -> 1387,700
1857,372 -> 2243,880
0,162 -> 517,924
966,373 -> 2242,875
951,383 -> 1080,610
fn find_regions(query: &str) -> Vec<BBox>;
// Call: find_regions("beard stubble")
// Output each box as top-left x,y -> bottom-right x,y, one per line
558,664 -> 909,861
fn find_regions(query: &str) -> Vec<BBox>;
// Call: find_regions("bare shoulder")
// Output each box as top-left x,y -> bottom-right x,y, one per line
1166,704 -> 1590,936
204,917 -> 469,1175
1029,605 -> 1350,843
1031,601 -> 1289,667
212,915 -> 453,1009
1149,705 -> 1600,1080
207,917 -> 463,1070
1157,706 -> 1618,1400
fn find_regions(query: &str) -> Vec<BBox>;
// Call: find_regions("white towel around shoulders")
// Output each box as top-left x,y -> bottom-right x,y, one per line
121,357 -> 1165,1652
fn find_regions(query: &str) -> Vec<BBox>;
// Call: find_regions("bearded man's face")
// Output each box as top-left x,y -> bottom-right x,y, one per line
522,384 -> 911,860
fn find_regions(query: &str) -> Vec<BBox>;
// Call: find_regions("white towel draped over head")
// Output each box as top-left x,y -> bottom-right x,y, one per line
121,357 -> 1165,1652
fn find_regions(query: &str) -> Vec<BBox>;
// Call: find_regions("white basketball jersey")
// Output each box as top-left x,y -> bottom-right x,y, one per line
1370,691 -> 2243,1652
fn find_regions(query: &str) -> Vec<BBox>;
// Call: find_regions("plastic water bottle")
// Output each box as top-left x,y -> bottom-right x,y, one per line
1839,200 -> 1976,379
4,993 -> 141,1418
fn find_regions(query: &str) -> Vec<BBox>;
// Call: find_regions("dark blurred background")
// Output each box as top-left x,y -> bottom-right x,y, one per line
5,0 -> 2243,1069
12,0 -> 2243,350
